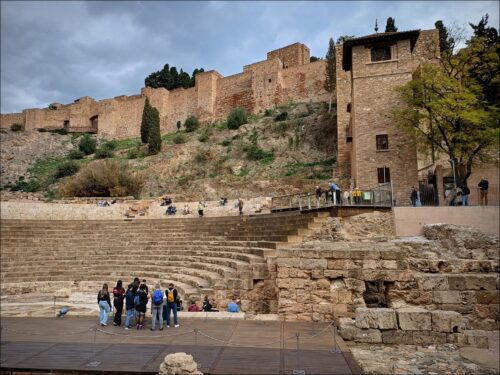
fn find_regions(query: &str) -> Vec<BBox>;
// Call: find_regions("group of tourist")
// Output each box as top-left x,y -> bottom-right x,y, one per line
315,182 -> 358,205
413,177 -> 489,207
97,280 -> 240,330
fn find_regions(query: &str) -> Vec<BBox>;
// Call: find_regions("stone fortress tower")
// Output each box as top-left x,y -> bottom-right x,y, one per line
335,29 -> 440,205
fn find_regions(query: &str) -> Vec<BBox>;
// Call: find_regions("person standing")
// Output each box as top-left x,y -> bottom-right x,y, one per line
315,186 -> 322,207
150,283 -> 164,331
165,283 -> 179,328
352,187 -> 361,205
112,280 -> 126,326
124,283 -> 136,330
135,283 -> 148,329
415,187 -> 422,207
461,185 -> 471,206
410,187 -> 418,207
198,201 -> 205,217
478,178 -> 489,206
238,198 -> 244,216
97,284 -> 111,326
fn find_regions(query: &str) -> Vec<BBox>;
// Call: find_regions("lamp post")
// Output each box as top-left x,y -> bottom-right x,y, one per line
448,159 -> 457,189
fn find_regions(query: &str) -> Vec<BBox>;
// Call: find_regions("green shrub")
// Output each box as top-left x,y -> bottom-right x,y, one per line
54,161 -> 80,178
59,159 -> 144,198
94,147 -> 114,159
198,128 -> 211,142
264,109 -> 275,117
127,148 -> 140,159
227,107 -> 248,129
221,139 -> 231,147
147,107 -> 162,155
10,176 -> 41,192
275,112 -> 288,121
172,133 -> 187,144
195,151 -> 207,163
259,155 -> 275,166
184,116 -> 199,132
10,123 -> 23,132
102,140 -> 117,150
51,128 -> 68,135
79,134 -> 97,155
273,121 -> 289,136
37,128 -> 48,132
68,150 -> 85,160
244,144 -> 274,161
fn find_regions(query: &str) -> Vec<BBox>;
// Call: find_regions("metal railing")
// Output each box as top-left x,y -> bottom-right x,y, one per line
271,185 -> 393,211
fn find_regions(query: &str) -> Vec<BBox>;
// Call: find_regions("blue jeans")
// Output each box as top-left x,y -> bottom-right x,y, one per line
166,303 -> 178,326
99,300 -> 110,325
462,194 -> 469,206
124,309 -> 135,328
152,305 -> 163,329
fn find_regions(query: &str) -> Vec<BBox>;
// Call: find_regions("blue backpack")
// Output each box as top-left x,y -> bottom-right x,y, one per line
133,293 -> 141,307
153,290 -> 163,305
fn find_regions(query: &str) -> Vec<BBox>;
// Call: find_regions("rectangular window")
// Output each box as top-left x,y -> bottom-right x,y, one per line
371,46 -> 391,62
63,120 -> 69,129
268,78 -> 272,83
376,134 -> 389,150
347,103 -> 351,113
377,167 -> 391,183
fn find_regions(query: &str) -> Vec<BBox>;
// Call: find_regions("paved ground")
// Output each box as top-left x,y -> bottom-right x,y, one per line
0,317 -> 362,374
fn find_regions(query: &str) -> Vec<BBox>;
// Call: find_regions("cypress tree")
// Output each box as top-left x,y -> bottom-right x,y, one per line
324,37 -> 336,113
148,107 -> 162,155
385,17 -> 398,32
141,97 -> 152,143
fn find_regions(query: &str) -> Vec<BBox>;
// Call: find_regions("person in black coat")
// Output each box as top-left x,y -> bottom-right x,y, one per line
135,284 -> 148,329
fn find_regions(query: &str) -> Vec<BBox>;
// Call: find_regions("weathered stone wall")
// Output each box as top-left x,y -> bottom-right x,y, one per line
0,112 -> 26,129
276,224 -> 499,337
0,42 -> 328,139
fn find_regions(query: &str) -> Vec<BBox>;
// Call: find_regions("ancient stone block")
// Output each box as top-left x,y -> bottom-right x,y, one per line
338,318 -> 382,343
464,275 -> 498,290
433,291 -> 461,304
397,307 -> 431,331
355,308 -> 398,330
277,258 -> 301,268
327,259 -> 358,270
417,274 -> 449,291
412,331 -> 447,345
381,329 -> 414,344
456,330 -> 490,349
380,260 -> 398,269
344,278 -> 365,292
300,258 -> 327,270
447,275 -> 467,290
431,310 -> 465,333
476,291 -> 500,304
474,304 -> 500,320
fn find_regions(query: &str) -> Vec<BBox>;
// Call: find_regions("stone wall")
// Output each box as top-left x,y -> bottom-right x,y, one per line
0,42 -> 328,140
276,224 -> 499,343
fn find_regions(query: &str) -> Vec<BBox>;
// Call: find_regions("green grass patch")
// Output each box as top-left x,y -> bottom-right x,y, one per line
283,157 -> 336,178
259,155 -> 275,166
237,168 -> 249,177
109,138 -> 141,151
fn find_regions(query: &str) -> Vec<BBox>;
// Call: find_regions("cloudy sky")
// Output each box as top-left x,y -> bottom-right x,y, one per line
1,1 -> 498,114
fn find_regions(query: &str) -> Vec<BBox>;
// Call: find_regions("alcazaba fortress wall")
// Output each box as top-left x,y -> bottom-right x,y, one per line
0,43 -> 329,139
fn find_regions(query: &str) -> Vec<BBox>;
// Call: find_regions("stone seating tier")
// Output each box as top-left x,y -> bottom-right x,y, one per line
0,212 -> 328,312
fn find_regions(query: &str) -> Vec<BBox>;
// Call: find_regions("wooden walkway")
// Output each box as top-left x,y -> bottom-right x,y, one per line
0,317 -> 362,374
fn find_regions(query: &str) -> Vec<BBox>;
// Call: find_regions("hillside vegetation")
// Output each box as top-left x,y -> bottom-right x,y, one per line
0,102 -> 337,201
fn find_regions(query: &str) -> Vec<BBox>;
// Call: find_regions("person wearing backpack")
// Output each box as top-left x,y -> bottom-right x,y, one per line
165,283 -> 179,328
124,283 -> 137,330
150,283 -> 164,331
135,283 -> 148,329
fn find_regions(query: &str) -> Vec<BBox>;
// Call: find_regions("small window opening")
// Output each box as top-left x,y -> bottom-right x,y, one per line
376,134 -> 389,150
90,115 -> 98,129
268,78 -> 272,83
347,103 -> 351,113
363,281 -> 393,308
63,120 -> 69,129
377,167 -> 391,183
371,46 -> 391,62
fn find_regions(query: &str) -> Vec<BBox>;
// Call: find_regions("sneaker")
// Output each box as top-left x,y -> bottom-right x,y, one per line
101,323 -> 107,326
113,322 -> 118,326
166,325 -> 170,328
125,327 -> 130,330
160,328 -> 163,331
150,328 -> 155,331
174,324 -> 179,328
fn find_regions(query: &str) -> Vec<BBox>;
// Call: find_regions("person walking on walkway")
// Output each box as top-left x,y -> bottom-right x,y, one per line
150,283 -> 164,331
198,201 -> 205,217
165,283 -> 179,328
315,186 -> 322,207
352,187 -> 361,205
112,280 -> 126,326
238,198 -> 244,216
478,178 -> 489,205
97,284 -> 111,326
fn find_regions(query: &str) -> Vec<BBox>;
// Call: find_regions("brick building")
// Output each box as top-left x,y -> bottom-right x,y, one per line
0,43 -> 328,139
335,29 -> 440,205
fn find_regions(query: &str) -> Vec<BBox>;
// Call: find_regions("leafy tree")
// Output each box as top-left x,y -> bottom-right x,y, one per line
324,37 -> 336,112
148,107 -> 162,155
184,116 -> 199,132
434,20 -> 453,53
385,17 -> 397,32
145,65 -> 204,90
310,56 -> 319,62
227,107 -> 248,129
336,35 -> 354,44
141,98 -> 153,143
392,64 -> 499,186
78,134 -> 97,155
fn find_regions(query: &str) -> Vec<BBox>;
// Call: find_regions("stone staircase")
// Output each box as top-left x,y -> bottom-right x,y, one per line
0,211 -> 329,316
